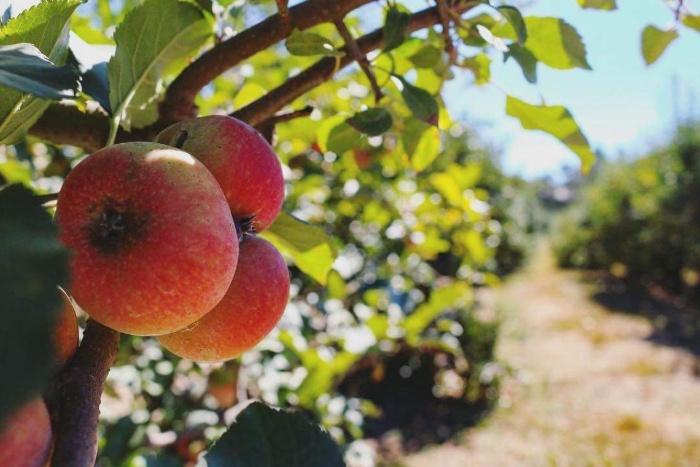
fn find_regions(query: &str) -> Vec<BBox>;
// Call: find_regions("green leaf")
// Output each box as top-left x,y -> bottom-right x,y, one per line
202,402 -> 344,467
408,44 -> 441,69
261,212 -> 337,285
462,53 -> 491,85
0,184 -> 68,426
327,122 -> 358,155
641,25 -> 678,66
346,107 -> 393,136
326,270 -> 347,300
285,30 -> 342,57
682,14 -> 700,33
522,17 -> 591,70
383,4 -> 410,52
497,6 -> 527,45
394,75 -> 439,126
506,96 -> 595,173
402,282 -> 472,339
410,125 -> 440,172
576,0 -> 617,9
504,44 -> 537,83
0,43 -> 79,99
0,0 -> 82,144
107,0 -> 213,130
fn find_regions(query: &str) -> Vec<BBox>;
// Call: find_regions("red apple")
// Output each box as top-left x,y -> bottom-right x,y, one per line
54,287 -> 79,366
156,115 -> 284,233
55,142 -> 238,336
158,236 -> 289,362
0,398 -> 52,467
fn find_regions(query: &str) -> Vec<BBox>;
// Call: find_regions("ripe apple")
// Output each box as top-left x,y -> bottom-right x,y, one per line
54,287 -> 79,366
156,115 -> 284,233
0,398 -> 52,467
158,236 -> 289,362
55,142 -> 238,336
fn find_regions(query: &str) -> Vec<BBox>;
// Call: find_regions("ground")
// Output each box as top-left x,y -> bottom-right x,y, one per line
401,241 -> 700,467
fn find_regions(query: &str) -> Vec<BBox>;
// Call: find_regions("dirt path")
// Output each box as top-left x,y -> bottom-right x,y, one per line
403,242 -> 700,467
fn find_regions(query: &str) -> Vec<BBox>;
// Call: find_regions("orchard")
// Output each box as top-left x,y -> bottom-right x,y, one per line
0,0 -> 697,465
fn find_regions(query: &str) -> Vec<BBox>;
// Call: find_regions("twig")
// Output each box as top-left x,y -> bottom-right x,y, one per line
436,0 -> 457,65
253,106 -> 315,143
232,3 -> 474,127
276,0 -> 291,27
334,19 -> 383,103
46,319 -> 120,467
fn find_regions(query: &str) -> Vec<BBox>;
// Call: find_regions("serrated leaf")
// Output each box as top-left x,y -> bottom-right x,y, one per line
498,6 -> 527,45
410,125 -> 440,172
0,0 -> 81,144
641,25 -> 678,66
506,95 -> 595,173
0,184 -> 68,426
285,30 -> 342,57
0,43 -> 79,99
522,17 -> 591,70
682,14 -> 700,33
383,5 -> 410,52
346,107 -> 393,136
260,212 -> 337,285
108,0 -> 213,130
202,402 -> 344,467
576,0 -> 617,9
504,44 -> 537,83
462,53 -> 491,85
327,122 -> 358,155
395,75 -> 439,125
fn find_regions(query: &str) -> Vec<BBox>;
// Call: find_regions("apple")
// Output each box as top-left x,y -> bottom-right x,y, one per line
55,142 -> 238,336
158,236 -> 289,362
0,398 -> 52,467
156,115 -> 284,233
54,288 -> 79,366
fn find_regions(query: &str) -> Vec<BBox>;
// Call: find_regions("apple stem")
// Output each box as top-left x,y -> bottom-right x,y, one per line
46,319 -> 120,467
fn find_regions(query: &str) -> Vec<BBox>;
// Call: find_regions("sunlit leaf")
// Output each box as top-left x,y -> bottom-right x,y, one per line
462,53 -> 491,85
346,107 -> 393,136
285,29 -> 342,57
522,17 -> 591,70
0,184 -> 68,425
410,125 -> 440,172
108,0 -> 213,130
203,402 -> 344,467
409,44 -> 441,68
261,212 -> 336,285
402,282 -> 472,340
576,0 -> 617,9
641,25 -> 678,65
682,14 -> 700,33
506,96 -> 595,173
497,6 -> 527,45
326,269 -> 346,300
0,43 -> 79,99
327,122 -> 358,155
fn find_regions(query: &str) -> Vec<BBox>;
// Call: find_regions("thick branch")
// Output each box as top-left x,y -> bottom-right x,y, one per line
232,4 -> 472,127
46,319 -> 120,467
159,0 -> 374,122
334,19 -> 383,103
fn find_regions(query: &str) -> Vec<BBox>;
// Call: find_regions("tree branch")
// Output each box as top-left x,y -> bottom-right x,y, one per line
46,319 -> 120,467
159,0 -> 374,122
334,19 -> 383,103
232,4 -> 473,127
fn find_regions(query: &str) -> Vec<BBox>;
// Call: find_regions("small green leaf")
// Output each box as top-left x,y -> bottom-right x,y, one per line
682,14 -> 700,33
0,0 -> 82,144
326,270 -> 347,300
394,75 -> 439,125
383,5 -> 410,52
0,184 -> 68,425
261,212 -> 337,285
576,0 -> 617,9
108,0 -> 213,130
0,43 -> 79,99
203,402 -> 344,467
522,17 -> 591,70
346,107 -> 393,136
410,125 -> 440,172
504,44 -> 537,83
462,53 -> 491,85
497,6 -> 527,45
285,29 -> 342,57
641,25 -> 678,65
327,122 -> 358,155
408,44 -> 441,68
506,96 -> 595,173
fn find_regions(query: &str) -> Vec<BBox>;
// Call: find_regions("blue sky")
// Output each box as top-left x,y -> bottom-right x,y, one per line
444,0 -> 700,180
